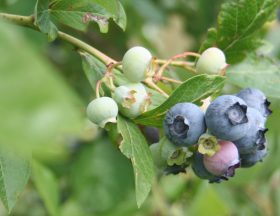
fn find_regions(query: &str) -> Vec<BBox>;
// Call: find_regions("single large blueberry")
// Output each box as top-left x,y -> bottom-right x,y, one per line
205,95 -> 250,141
234,108 -> 267,154
203,141 -> 240,180
236,88 -> 272,118
240,147 -> 267,168
164,103 -> 206,146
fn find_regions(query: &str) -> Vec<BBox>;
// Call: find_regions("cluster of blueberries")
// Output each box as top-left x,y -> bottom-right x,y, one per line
163,88 -> 271,182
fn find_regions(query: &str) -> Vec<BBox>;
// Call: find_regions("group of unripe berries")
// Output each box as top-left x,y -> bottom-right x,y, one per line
87,46 -> 154,127
162,88 -> 271,182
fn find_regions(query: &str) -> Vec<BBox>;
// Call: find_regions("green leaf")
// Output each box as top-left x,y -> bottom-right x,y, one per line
227,55 -> 280,99
135,75 -> 225,127
0,149 -> 31,213
34,0 -> 127,40
35,0 -> 58,41
199,28 -> 217,53
0,21 -> 83,155
32,160 -> 60,216
79,51 -> 106,92
117,116 -> 155,207
200,0 -> 280,63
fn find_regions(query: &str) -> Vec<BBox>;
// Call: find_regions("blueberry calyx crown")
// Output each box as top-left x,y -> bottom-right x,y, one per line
170,115 -> 189,137
208,162 -> 240,183
256,128 -> 268,150
226,102 -> 248,125
264,99 -> 272,117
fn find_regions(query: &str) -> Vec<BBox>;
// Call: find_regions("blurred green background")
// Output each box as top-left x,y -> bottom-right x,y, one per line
0,0 -> 280,215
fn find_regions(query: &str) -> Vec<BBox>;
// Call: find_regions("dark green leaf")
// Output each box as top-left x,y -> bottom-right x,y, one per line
32,160 -> 60,216
227,55 -> 280,99
0,149 -> 31,213
135,75 -> 225,127
34,0 -> 127,40
117,116 -> 155,207
200,0 -> 280,63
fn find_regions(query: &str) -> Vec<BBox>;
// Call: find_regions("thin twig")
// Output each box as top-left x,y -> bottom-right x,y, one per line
155,52 -> 200,80
144,79 -> 169,98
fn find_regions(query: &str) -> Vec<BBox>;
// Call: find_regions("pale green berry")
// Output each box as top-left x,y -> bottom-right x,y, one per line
113,83 -> 151,118
86,97 -> 118,128
122,46 -> 153,82
196,47 -> 227,74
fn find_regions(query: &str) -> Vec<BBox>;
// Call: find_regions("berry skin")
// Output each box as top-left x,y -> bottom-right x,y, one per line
240,147 -> 267,168
164,103 -> 206,146
143,126 -> 160,144
203,141 -> 240,178
196,47 -> 227,74
205,95 -> 250,141
122,46 -> 153,82
113,83 -> 150,118
86,97 -> 118,128
236,88 -> 272,118
234,108 -> 267,154
192,153 -> 218,181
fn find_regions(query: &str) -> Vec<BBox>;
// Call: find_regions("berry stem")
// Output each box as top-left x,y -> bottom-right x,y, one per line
95,80 -> 102,98
155,52 -> 200,80
0,12 -> 116,65
155,59 -> 195,71
159,76 -> 182,84
144,79 -> 169,98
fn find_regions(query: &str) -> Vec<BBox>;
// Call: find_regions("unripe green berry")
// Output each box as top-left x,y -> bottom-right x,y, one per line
122,46 -> 153,82
196,47 -> 227,74
86,97 -> 118,128
113,83 -> 151,118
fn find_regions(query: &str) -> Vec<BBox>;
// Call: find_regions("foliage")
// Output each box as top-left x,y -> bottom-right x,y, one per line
0,0 -> 280,215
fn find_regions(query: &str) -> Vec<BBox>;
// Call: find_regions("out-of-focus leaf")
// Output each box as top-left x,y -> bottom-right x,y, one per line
32,160 -> 60,216
34,0 -> 127,40
189,183 -> 230,216
135,75 -> 225,127
117,116 -> 155,207
79,51 -> 106,93
0,21 -> 84,155
0,149 -> 31,213
227,55 -> 280,99
200,0 -> 280,63
69,138 -> 134,213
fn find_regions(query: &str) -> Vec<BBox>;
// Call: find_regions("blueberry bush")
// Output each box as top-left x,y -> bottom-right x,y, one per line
0,0 -> 280,215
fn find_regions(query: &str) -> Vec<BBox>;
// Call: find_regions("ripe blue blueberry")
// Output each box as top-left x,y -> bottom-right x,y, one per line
205,95 -> 250,141
240,147 -> 267,168
122,46 -> 153,82
86,97 -> 118,128
234,108 -> 267,154
203,140 -> 240,180
196,47 -> 227,74
164,103 -> 206,146
236,88 -> 272,118
113,83 -> 151,118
